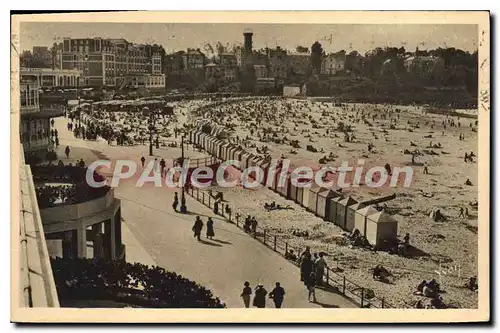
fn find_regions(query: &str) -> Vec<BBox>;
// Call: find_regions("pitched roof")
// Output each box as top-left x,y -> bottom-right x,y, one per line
368,211 -> 398,223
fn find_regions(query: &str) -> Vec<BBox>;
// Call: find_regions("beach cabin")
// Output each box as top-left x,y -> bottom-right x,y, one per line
206,136 -> 214,155
234,147 -> 244,162
211,137 -> 220,156
346,202 -> 367,232
203,134 -> 211,152
227,145 -> 239,161
188,130 -> 195,144
220,142 -> 231,161
354,205 -> 380,237
317,189 -> 341,220
289,181 -> 299,203
305,184 -> 323,214
327,195 -> 343,223
259,160 -> 271,186
198,133 -> 207,150
268,167 -> 280,191
240,152 -> 252,170
278,174 -> 292,198
213,139 -> 223,159
336,196 -> 357,230
194,131 -> 202,146
365,211 -> 399,248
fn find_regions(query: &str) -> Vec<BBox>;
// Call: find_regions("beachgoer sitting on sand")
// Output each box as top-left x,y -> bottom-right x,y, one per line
433,209 -> 446,222
349,229 -> 360,240
373,265 -> 391,282
417,280 -> 427,293
466,276 -> 478,291
430,296 -> 446,309
465,178 -> 473,186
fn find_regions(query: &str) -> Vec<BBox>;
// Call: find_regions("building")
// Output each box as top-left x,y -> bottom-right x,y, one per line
164,52 -> 185,74
60,37 -> 115,86
218,53 -> 238,67
235,46 -> 244,67
20,67 -> 82,88
224,67 -> 238,82
144,44 -> 166,74
145,74 -> 166,89
253,64 -> 268,79
321,52 -> 346,75
255,78 -> 275,92
19,82 -> 52,153
268,47 -> 288,84
205,62 -> 238,85
183,48 -> 206,70
40,179 -> 124,261
404,55 -> 445,77
59,37 -> 161,88
205,63 -> 224,81
288,53 -> 311,75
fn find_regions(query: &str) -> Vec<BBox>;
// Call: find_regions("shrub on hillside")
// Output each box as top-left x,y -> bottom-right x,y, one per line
51,258 -> 225,308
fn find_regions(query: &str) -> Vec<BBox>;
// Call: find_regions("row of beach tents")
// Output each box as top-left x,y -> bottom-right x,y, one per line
188,123 -> 399,248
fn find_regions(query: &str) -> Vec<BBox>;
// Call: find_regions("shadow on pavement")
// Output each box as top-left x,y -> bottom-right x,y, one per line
213,239 -> 232,245
185,211 -> 227,222
199,239 -> 223,247
314,301 -> 340,308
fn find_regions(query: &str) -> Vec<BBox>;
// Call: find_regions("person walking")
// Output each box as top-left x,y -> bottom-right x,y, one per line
251,217 -> 258,234
300,249 -> 313,283
253,284 -> 267,308
240,281 -> 252,308
141,156 -> 146,168
192,216 -> 203,241
172,192 -> 179,212
314,253 -> 327,286
269,282 -> 285,308
206,217 -> 215,240
306,272 -> 317,303
160,158 -> 166,176
64,145 -> 71,158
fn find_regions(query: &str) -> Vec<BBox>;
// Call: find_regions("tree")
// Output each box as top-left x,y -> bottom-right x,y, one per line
20,50 -> 33,67
311,41 -> 323,75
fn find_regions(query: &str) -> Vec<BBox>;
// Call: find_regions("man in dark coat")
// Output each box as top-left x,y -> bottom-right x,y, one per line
173,192 -> 179,212
253,284 -> 267,308
269,282 -> 286,308
192,216 -> 203,241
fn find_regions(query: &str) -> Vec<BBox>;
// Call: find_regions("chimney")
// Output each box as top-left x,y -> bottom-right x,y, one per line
243,29 -> 253,55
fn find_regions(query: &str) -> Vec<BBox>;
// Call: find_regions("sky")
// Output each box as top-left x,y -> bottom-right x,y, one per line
19,22 -> 478,56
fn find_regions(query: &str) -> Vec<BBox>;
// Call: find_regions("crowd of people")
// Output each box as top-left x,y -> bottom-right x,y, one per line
32,163 -> 109,209
36,184 -> 77,208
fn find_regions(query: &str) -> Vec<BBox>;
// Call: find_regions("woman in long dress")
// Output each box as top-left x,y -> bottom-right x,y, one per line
206,217 -> 215,240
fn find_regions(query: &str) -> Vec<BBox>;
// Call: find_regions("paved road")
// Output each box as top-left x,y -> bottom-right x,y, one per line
54,116 -> 356,308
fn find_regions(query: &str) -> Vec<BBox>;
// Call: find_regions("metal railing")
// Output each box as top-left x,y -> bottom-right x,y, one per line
185,186 -> 392,308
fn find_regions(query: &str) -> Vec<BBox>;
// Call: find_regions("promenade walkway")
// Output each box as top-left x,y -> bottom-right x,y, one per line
53,116 -> 356,308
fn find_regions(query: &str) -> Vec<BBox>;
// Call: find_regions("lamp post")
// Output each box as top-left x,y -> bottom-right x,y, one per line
144,106 -> 156,156
179,133 -> 187,213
